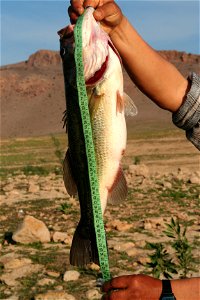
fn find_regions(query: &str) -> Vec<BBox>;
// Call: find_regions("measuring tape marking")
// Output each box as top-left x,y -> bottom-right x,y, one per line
74,11 -> 111,281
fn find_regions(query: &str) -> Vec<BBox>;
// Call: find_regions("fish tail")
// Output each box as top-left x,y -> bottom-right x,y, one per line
70,221 -> 99,266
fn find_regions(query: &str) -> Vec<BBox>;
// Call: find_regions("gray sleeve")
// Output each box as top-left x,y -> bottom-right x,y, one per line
172,72 -> 200,151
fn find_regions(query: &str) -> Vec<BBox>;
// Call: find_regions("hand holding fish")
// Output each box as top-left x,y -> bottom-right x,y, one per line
101,275 -> 162,300
69,0 -> 190,114
69,0 -> 123,34
102,276 -> 200,300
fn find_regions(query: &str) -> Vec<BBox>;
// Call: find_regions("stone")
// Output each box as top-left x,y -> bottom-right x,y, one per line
3,183 -> 15,192
12,215 -> 51,244
189,175 -> 199,184
129,164 -> 149,178
63,270 -> 80,282
4,258 -> 32,270
46,271 -> 60,278
52,231 -> 68,243
28,183 -> 40,193
126,248 -> 137,257
137,256 -> 151,265
86,289 -> 101,300
88,263 -> 100,271
106,220 -> 132,232
113,242 -> 135,253
34,291 -> 76,300
0,264 -> 42,286
38,278 -> 56,286
163,181 -> 172,189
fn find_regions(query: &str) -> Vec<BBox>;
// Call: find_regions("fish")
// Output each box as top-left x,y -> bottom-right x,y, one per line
58,7 -> 137,267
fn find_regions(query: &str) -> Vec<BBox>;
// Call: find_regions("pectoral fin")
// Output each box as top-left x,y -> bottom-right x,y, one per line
124,92 -> 138,117
63,149 -> 77,197
107,167 -> 128,204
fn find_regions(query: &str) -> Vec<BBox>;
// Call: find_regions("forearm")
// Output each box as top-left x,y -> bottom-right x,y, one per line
110,16 -> 190,112
171,277 -> 200,300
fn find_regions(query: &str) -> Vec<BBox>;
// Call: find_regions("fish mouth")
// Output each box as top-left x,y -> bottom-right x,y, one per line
86,55 -> 108,86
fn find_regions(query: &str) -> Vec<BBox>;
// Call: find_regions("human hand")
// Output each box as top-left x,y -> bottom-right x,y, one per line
101,274 -> 162,300
68,0 -> 123,34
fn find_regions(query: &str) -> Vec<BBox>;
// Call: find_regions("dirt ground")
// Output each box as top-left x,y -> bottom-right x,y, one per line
0,133 -> 199,300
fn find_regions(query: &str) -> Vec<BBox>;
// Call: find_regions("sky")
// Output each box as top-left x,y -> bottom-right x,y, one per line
1,0 -> 199,66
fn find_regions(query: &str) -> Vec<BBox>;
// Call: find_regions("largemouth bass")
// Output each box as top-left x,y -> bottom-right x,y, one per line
58,7 -> 137,267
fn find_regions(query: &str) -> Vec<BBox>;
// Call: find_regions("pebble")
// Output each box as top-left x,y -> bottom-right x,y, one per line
46,271 -> 60,278
63,270 -> 80,282
34,291 -> 76,300
52,231 -> 68,243
86,289 -> 102,300
37,278 -> 56,286
12,215 -> 51,244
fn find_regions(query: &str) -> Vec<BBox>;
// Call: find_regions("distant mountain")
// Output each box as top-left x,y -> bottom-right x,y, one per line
1,50 -> 199,138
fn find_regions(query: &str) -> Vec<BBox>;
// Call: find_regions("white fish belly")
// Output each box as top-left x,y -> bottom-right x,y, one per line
91,48 -> 126,214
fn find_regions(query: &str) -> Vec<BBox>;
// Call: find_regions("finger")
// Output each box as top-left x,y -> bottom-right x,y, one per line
68,6 -> 79,24
102,276 -> 129,292
102,289 -> 128,300
70,0 -> 84,14
83,0 -> 99,9
93,2 -> 121,22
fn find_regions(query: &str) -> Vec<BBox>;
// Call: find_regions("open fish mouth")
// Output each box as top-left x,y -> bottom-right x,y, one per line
86,55 -> 108,85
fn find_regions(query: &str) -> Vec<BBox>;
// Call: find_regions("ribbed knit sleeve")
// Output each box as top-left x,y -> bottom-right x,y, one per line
172,72 -> 200,151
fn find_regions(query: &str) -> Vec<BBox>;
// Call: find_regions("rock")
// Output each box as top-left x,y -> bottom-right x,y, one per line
38,278 -> 56,286
126,248 -> 137,257
106,220 -> 132,232
0,264 -> 42,286
4,258 -> 32,270
86,289 -> 101,300
34,291 -> 76,300
129,164 -> 149,178
137,256 -> 151,265
3,183 -> 15,192
27,50 -> 61,68
12,215 -> 51,244
143,217 -> 166,230
0,252 -> 19,265
55,285 -> 64,291
28,183 -> 40,193
46,271 -> 60,278
88,263 -> 100,271
52,231 -> 68,243
143,221 -> 152,230
163,181 -> 172,189
189,175 -> 199,184
112,242 -> 135,253
63,270 -> 80,282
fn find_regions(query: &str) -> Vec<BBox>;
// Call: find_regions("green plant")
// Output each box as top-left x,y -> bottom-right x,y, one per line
22,165 -> 49,176
146,218 -> 196,279
146,242 -> 177,279
164,218 -> 196,278
58,202 -> 72,214
51,135 -> 64,166
134,156 -> 140,165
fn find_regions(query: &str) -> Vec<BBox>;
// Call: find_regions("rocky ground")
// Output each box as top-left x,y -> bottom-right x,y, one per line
0,134 -> 199,300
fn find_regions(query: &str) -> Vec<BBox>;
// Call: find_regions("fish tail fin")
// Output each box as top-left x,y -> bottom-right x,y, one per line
70,221 -> 99,266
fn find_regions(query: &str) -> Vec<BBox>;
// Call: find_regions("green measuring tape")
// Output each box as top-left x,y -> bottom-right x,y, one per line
74,11 -> 111,282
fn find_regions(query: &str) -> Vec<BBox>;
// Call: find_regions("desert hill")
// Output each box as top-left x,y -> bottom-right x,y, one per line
0,50 -> 199,139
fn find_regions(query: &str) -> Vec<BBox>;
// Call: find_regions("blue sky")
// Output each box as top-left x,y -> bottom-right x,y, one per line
1,0 -> 199,66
